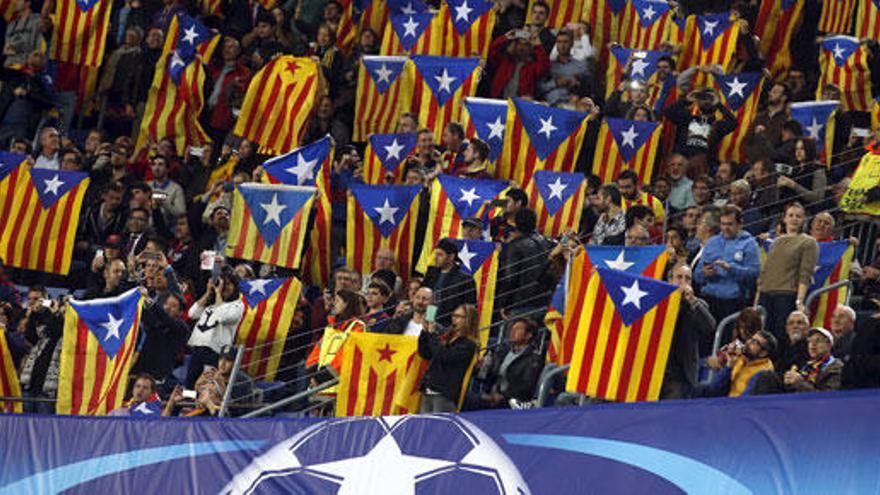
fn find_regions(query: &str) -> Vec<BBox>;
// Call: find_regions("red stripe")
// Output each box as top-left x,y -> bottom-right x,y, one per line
85,327 -> 108,414
431,190 -> 448,252
635,298 -> 670,400
353,199 -> 367,274
363,367 -> 378,415
264,77 -> 297,151
7,183 -> 35,266
615,318 -> 644,402
282,76 -> 316,152
103,312 -> 140,411
381,370 -> 397,415
576,284 -> 608,392
347,346 -> 363,416
562,257 -> 591,363
232,201 -> 251,259
594,309 -> 623,398
49,184 -> 79,273
242,60 -> 279,140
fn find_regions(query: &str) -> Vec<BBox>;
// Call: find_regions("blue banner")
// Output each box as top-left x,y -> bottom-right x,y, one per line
1,391 -> 878,494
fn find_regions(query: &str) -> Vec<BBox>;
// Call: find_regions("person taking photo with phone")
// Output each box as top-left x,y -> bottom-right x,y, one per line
418,304 -> 479,413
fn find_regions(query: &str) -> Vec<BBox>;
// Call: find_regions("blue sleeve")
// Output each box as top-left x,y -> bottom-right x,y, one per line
704,367 -> 732,397
728,239 -> 761,282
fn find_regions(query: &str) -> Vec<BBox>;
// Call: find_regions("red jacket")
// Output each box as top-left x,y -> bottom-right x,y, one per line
487,36 -> 550,99
207,61 -> 251,132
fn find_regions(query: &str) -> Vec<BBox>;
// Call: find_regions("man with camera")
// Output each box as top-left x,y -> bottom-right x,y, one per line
148,155 -> 186,224
664,84 -> 737,176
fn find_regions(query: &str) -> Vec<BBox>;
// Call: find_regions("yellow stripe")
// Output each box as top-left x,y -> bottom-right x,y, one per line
646,293 -> 680,400
0,328 -> 22,413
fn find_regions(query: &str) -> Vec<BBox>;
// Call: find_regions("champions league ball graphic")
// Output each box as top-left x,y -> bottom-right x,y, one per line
221,415 -> 531,494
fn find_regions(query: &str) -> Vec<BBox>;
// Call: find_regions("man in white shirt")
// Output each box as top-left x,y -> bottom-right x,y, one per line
381,287 -> 435,336
33,126 -> 60,169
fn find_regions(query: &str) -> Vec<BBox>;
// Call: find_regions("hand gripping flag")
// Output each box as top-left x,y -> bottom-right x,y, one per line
234,56 -> 320,155
809,241 -> 854,329
462,97 -> 508,169
380,10 -> 445,55
0,159 -> 89,275
363,132 -> 418,184
527,0 -> 586,28
586,0 -> 628,70
678,13 -> 741,85
416,174 -> 508,272
443,0 -> 496,57
236,277 -> 304,381
593,117 -> 662,184
566,267 -> 681,402
817,36 -> 873,112
712,72 -> 765,164
50,0 -> 113,66
56,288 -> 144,415
347,184 -> 423,280
335,333 -> 427,416
790,101 -> 840,167
754,0 -> 804,77
526,170 -> 587,238
0,327 -> 22,413
856,0 -> 880,40
354,56 -> 414,141
226,183 -> 317,270
410,55 -> 481,142
499,97 -> 590,185
452,239 -> 499,349
617,0 -> 674,50
555,245 -> 668,365
819,0 -> 857,35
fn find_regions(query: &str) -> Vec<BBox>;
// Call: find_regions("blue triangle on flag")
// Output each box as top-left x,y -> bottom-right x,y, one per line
810,241 -> 851,292
391,12 -> 435,51
369,132 -> 418,172
438,174 -> 508,219
697,13 -> 733,48
363,56 -> 408,94
549,276 -> 566,313
0,151 -> 25,182
447,0 -> 493,34
823,36 -> 860,65
238,184 -> 314,247
610,46 -> 633,68
70,288 -> 142,359
387,0 -> 428,13
175,13 -> 214,59
167,49 -> 194,86
790,101 -> 839,153
513,98 -> 588,161
451,239 -> 495,275
412,56 -> 480,107
633,0 -> 670,27
240,277 -> 288,307
350,184 -> 422,237
627,49 -> 671,81
606,117 -> 660,163
263,136 -> 332,186
715,72 -> 762,112
597,267 -> 679,326
534,170 -> 584,216
130,400 -> 163,417
29,168 -> 88,209
75,0 -> 101,12
608,0 -> 628,13
585,245 -> 666,275
463,98 -> 507,161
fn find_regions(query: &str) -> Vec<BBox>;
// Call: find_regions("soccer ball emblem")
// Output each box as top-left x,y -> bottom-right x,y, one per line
221,415 -> 531,494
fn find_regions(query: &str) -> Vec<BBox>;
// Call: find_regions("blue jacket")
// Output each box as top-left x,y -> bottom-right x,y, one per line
694,231 -> 760,300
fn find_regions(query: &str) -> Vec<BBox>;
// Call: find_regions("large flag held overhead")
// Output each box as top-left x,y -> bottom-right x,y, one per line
354,55 -> 413,141
56,288 -> 144,415
0,157 -> 89,275
416,174 -> 508,272
380,11 -> 444,55
452,239 -> 499,348
410,55 -> 481,142
586,0 -> 628,69
678,13 -> 741,83
808,241 -> 854,329
605,46 -> 673,104
566,268 -> 681,402
0,327 -> 21,413
363,132 -> 418,184
790,100 -> 839,167
347,184 -> 423,280
527,0 -> 585,28
819,0 -> 857,34
526,170 -> 587,238
712,72 -> 765,164
443,0 -> 496,57
234,56 -> 320,154
335,333 -> 427,416
462,97 -> 508,168
817,36 -> 873,111
226,183 -> 317,270
236,277 -> 304,381
855,0 -> 880,40
499,98 -> 590,185
754,0 -> 804,77
592,117 -> 662,184
50,0 -> 113,66
617,0 -> 674,50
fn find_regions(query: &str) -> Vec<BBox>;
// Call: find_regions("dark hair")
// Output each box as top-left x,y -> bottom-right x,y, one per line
9,136 -> 31,153
220,270 -> 241,302
514,208 -> 537,235
657,55 -> 675,66
507,188 -> 528,206
782,119 -> 803,136
132,373 -> 157,392
256,10 -> 276,26
600,184 -> 622,204
625,204 -> 654,228
28,285 -> 47,296
151,155 -> 169,168
756,330 -> 778,356
617,169 -> 640,185
469,138 -> 490,161
510,316 -> 537,335
720,204 -> 743,223
334,289 -> 363,321
793,137 -> 818,165
129,206 -> 149,218
772,81 -> 791,101
532,0 -> 550,13
586,174 -> 602,192
693,175 -> 714,189
734,307 -> 763,340
367,281 -> 391,297
164,292 -> 186,310
444,122 -> 465,140
436,237 -> 459,255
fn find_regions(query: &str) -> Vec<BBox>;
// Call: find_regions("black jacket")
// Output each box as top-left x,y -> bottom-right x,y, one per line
664,297 -> 716,393
130,300 -> 190,381
500,234 -> 552,310
422,265 -> 476,327
418,331 -> 477,403
842,318 -> 880,389
487,342 -> 544,402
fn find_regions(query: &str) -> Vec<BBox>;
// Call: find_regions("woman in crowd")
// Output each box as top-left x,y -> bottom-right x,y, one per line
185,269 -> 244,388
418,304 -> 479,413
777,137 -> 826,209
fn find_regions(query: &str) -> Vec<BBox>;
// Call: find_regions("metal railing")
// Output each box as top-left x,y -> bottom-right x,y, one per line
241,378 -> 340,418
535,364 -> 569,408
804,280 -> 853,316
218,345 -> 245,418
707,306 -> 766,383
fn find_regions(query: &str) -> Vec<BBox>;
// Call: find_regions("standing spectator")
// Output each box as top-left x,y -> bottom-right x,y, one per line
18,287 -> 63,414
0,51 -> 54,146
418,304 -> 479,413
487,29 -> 550,99
80,181 -> 127,249
131,291 -> 190,385
97,26 -> 144,138
148,155 -> 186,223
33,126 -> 61,169
2,0 -> 45,68
526,0 -> 556,54
206,37 -> 251,142
744,81 -> 790,162
422,238 -> 477,328
185,270 -> 244,388
664,88 -> 737,177
491,188 -> 529,241
590,184 -> 625,245
617,170 -> 665,224
745,159 -> 779,231
500,209 -> 550,313
539,29 -> 592,105
382,287 -> 434,337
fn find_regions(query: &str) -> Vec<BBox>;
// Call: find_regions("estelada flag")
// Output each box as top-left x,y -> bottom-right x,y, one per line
855,0 -> 880,40
555,245 -> 668,365
526,170 -> 587,238
527,0 -> 586,27
678,13 -> 741,86
0,158 -> 89,275
262,136 -> 333,285
605,46 -> 672,100
236,277 -> 304,381
410,55 -> 481,142
499,97 -> 590,185
347,184 -> 423,280
442,0 -> 496,57
335,332 -> 427,416
819,0 -> 857,35
816,36 -> 873,112
234,56 -> 320,155
50,0 -> 113,66
462,97 -> 508,169
363,132 -> 418,184
225,183 -> 317,270
354,55 -> 413,141
617,0 -> 674,50
416,174 -> 508,273
808,241 -> 854,329
566,267 -> 681,402
621,190 -> 666,223
712,72 -> 765,164
754,0 -> 804,78
585,0 -> 628,70
452,239 -> 499,349
592,117 -> 662,184
380,10 -> 445,55
545,259 -> 570,364
0,326 -> 22,413
336,0 -> 357,53
56,288 -> 144,415
790,100 -> 839,167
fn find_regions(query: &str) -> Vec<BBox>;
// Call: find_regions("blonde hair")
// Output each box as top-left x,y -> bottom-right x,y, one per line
452,304 -> 480,344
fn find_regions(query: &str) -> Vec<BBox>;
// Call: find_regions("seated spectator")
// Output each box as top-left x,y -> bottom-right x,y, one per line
461,217 -> 485,240
702,330 -> 777,397
590,184 -> 625,245
163,374 -> 227,417
624,224 -> 650,246
744,159 -> 780,231
830,305 -> 857,359
418,304 -> 479,413
306,289 -> 367,375
185,269 -> 244,388
422,238 -> 477,328
362,249 -> 403,296
625,204 -> 659,242
665,154 -> 695,212
108,373 -> 161,416
217,344 -> 256,409
708,307 -> 763,370
474,317 -> 544,408
692,175 -> 714,209
33,126 -> 61,170
727,179 -> 763,235
841,311 -> 880,389
689,208 -> 720,268
774,310 -> 810,373
781,327 -> 842,392
440,122 -> 468,176
487,29 -> 550,99
455,138 -> 491,180
777,137 -> 826,208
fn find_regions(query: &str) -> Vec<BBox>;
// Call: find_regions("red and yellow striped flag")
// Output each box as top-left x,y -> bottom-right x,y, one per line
236,277 -> 304,381
0,0 -> 17,21
337,0 -> 358,53
817,35 -> 873,112
754,0 -> 804,78
621,190 -> 665,222
527,0 -> 586,27
819,0 -> 857,34
410,55 -> 480,142
225,183 -> 317,270
872,97 -> 880,132
809,241 -> 854,329
452,239 -> 499,349
592,117 -> 662,184
712,72 -> 765,164
354,56 -> 413,141
0,159 -> 89,275
617,0 -> 673,50
380,10 -> 445,55
566,268 -> 681,402
678,13 -> 741,86
0,326 -> 22,413
233,56 -> 320,155
499,97 -> 590,185
359,0 -> 390,38
49,0 -> 113,66
442,0 -> 496,57
195,0 -> 222,16
855,0 -> 880,40
586,0 -> 627,70
363,132 -> 418,184
526,170 -> 586,238
56,288 -> 144,415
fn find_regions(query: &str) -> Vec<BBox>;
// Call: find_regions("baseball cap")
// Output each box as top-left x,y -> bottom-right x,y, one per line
219,344 -> 237,361
808,327 -> 834,345
462,217 -> 484,230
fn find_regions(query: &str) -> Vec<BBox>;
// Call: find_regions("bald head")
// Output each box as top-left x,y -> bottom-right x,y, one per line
412,287 -> 434,313
810,212 -> 835,240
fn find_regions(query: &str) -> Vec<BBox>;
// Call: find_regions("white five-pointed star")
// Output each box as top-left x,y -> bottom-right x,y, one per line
725,77 -> 747,99
373,63 -> 393,84
383,138 -> 406,160
805,117 -> 824,140
486,116 -> 505,140
702,20 -> 718,36
458,187 -> 482,207
260,193 -> 287,226
101,313 -> 124,342
832,43 -> 845,61
434,69 -> 456,93
455,0 -> 473,21
604,251 -> 634,271
43,174 -> 64,195
400,1 -> 417,14
641,4 -> 656,20
621,125 -> 639,148
374,198 -> 399,224
538,116 -> 557,139
284,154 -> 317,183
170,51 -> 186,69
621,280 -> 648,309
547,177 -> 568,200
457,242 -> 477,271
247,279 -> 271,296
630,57 -> 649,77
133,402 -> 155,415
181,25 -> 199,45
402,16 -> 419,37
